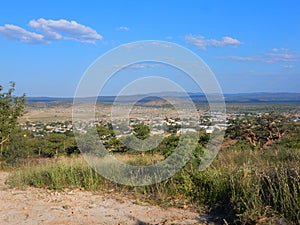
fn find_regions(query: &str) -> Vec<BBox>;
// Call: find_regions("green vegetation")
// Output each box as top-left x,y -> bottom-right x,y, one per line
0,82 -> 26,161
133,122 -> 150,139
8,157 -> 105,190
226,112 -> 292,149
0,130 -> 78,164
1,84 -> 300,224
7,128 -> 300,224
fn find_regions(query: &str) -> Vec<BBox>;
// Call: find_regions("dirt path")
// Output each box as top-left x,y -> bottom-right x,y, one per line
0,172 -> 210,225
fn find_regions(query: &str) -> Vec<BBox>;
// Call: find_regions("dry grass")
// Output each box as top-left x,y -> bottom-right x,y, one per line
114,153 -> 164,166
7,146 -> 300,224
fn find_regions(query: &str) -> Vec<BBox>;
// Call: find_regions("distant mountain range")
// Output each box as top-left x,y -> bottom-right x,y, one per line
27,92 -> 300,103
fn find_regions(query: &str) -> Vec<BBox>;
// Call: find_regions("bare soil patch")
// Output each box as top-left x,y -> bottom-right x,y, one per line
0,172 -> 211,225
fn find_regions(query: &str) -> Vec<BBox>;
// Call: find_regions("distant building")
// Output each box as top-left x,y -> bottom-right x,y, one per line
177,128 -> 197,134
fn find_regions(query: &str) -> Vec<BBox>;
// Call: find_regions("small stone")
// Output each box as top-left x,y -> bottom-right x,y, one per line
62,205 -> 70,209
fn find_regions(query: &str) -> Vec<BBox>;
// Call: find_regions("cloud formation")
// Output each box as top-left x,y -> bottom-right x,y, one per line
225,48 -> 300,63
116,26 -> 129,31
185,35 -> 242,50
0,18 -> 102,44
0,24 -> 45,44
29,18 -> 102,43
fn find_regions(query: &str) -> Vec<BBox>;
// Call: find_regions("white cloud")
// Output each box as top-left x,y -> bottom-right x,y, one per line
124,63 -> 164,70
128,63 -> 158,70
127,64 -> 147,69
185,35 -> 242,50
283,65 -> 295,69
0,24 -> 45,44
225,56 -> 258,62
264,53 -> 298,63
116,26 -> 129,31
221,36 -> 241,45
0,18 -> 102,44
29,18 -> 102,44
272,48 -> 288,53
150,41 -> 171,48
225,48 -> 300,63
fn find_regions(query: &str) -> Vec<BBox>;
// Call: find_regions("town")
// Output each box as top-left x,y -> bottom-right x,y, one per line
21,103 -> 300,138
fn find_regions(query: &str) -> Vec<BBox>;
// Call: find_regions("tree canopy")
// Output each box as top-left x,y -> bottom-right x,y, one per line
133,122 -> 150,140
226,112 -> 291,149
0,82 -> 26,158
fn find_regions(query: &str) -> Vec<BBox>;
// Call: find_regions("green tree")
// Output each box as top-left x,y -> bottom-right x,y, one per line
158,135 -> 180,158
2,130 -> 32,164
44,133 -> 67,157
133,122 -> 150,140
0,82 -> 26,159
226,112 -> 290,149
97,125 -> 114,139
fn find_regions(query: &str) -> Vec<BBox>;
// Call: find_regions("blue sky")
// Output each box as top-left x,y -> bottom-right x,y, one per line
0,0 -> 299,97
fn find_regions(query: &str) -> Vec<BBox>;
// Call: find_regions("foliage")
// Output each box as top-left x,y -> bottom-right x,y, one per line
133,122 -> 150,139
2,130 -> 32,164
97,124 -> 114,139
4,100 -> 300,224
96,124 -> 125,152
7,157 -> 105,190
8,139 -> 300,224
157,135 -> 179,158
0,82 -> 26,160
226,112 -> 291,149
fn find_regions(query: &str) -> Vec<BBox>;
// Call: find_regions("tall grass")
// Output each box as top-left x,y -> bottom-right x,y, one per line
7,157 -> 106,190
228,165 -> 300,224
7,147 -> 300,224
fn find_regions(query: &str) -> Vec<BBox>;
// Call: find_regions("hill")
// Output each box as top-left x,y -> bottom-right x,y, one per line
27,92 -> 300,104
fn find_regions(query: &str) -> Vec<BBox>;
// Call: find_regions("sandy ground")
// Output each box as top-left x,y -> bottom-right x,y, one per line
0,172 -> 211,225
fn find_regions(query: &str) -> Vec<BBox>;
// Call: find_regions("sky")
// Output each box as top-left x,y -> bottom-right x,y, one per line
0,0 -> 300,97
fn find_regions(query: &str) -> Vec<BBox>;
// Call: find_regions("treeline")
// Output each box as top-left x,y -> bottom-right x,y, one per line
1,123 -> 212,165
